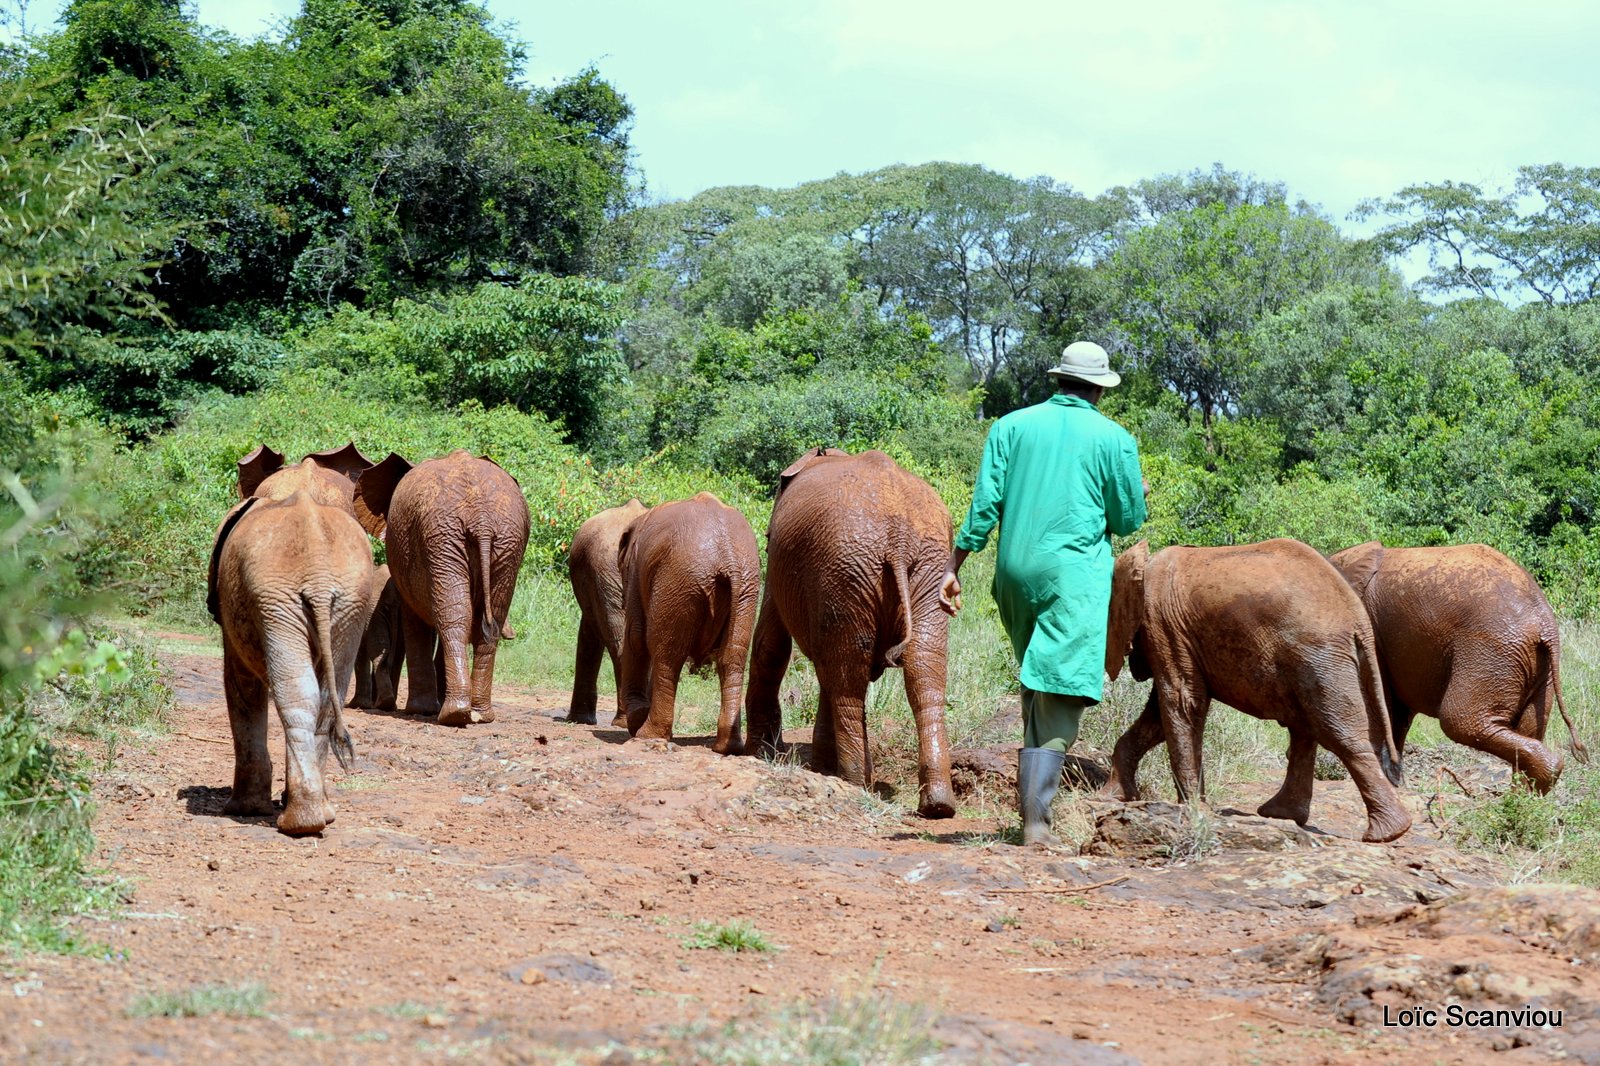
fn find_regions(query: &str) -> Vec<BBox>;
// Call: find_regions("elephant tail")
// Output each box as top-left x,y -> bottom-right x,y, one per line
1355,628 -> 1403,787
304,590 -> 354,770
475,532 -> 503,644
879,557 -> 915,673
1542,637 -> 1589,764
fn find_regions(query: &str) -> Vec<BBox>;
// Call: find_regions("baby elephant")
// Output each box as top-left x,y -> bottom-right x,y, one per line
1104,538 -> 1411,844
565,498 -> 648,726
1328,541 -> 1586,792
207,490 -> 373,835
618,493 -> 760,752
350,564 -> 404,712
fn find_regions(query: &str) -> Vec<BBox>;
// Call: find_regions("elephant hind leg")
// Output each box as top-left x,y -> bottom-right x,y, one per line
901,631 -> 955,819
810,689 -> 839,775
1258,726 -> 1316,825
1440,683 -> 1563,792
1103,690 -> 1163,801
1310,694 -> 1411,843
743,600 -> 793,757
1156,679 -> 1211,804
399,604 -> 441,718
566,615 -> 604,725
223,651 -> 274,817
632,642 -> 683,743
821,669 -> 873,790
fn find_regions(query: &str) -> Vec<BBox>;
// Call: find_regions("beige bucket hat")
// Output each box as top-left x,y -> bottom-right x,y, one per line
1045,341 -> 1122,388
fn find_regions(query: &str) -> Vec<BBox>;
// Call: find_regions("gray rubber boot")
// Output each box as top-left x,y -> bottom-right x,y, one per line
1018,747 -> 1067,847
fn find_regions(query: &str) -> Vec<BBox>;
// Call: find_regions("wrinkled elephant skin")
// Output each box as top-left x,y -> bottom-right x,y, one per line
1328,541 -> 1585,792
207,491 -> 374,835
356,450 -> 530,727
745,448 -> 957,819
1104,538 -> 1411,844
565,499 -> 647,726
617,493 -> 760,753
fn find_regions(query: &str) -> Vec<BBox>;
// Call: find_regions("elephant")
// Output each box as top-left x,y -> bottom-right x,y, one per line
207,490 -> 374,835
617,493 -> 760,752
237,442 -> 377,517
355,449 -> 530,726
564,498 -> 648,726
1103,538 -> 1411,844
1328,541 -> 1587,792
350,564 -> 405,712
744,448 -> 957,819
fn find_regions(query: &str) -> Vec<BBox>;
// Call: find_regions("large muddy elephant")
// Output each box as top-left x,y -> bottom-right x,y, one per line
1104,538 -> 1411,844
745,448 -> 956,819
207,490 -> 374,835
237,442 -> 376,516
1328,541 -> 1587,792
564,498 -> 647,726
617,493 -> 760,752
355,450 -> 530,726
350,563 -> 404,712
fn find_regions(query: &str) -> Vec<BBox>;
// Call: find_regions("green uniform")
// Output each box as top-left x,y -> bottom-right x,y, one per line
955,395 -> 1147,713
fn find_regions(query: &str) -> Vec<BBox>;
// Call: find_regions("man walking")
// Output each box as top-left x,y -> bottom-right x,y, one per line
940,341 -> 1147,847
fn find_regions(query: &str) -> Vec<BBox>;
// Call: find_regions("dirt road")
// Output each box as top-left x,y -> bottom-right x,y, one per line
2,643 -> 1595,1064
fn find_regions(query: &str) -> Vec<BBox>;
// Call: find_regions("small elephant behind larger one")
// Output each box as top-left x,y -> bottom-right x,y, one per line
745,448 -> 957,819
564,498 -> 648,726
1328,541 -> 1587,792
207,490 -> 374,835
238,442 -> 377,517
350,563 -> 405,712
355,450 -> 530,727
1103,538 -> 1411,844
617,493 -> 760,752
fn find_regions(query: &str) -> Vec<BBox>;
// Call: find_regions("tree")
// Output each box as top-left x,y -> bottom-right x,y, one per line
1360,164 -> 1600,305
1108,197 -> 1378,441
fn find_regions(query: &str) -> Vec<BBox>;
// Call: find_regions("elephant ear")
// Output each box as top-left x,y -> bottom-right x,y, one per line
473,453 -> 521,487
1105,540 -> 1150,682
303,442 -> 376,485
236,445 -> 285,500
207,497 -> 261,625
1329,541 -> 1383,599
354,452 -> 413,538
775,447 -> 849,501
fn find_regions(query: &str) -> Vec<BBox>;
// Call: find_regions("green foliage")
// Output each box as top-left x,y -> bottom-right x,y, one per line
0,382 -> 171,951
1459,783 -> 1560,852
1362,164 -> 1600,304
0,87 -> 177,374
290,278 -> 623,446
681,919 -> 775,953
13,0 -> 633,318
126,982 -> 271,1019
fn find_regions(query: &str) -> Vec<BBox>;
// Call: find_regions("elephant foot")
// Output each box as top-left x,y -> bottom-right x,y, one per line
1257,795 -> 1311,826
712,736 -> 744,756
609,711 -> 628,729
277,798 -> 332,836
223,792 -> 274,818
918,784 -> 957,820
438,704 -> 494,727
564,709 -> 598,726
1361,804 -> 1412,844
1097,772 -> 1139,802
407,697 -> 442,718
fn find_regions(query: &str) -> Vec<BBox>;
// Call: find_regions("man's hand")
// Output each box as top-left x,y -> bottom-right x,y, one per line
1142,477 -> 1151,498
939,570 -> 963,616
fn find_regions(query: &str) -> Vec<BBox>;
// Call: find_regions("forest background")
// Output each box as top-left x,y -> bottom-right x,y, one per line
4,0 -> 1600,948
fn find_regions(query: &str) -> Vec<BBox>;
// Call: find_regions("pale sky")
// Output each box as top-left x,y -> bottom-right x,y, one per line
9,0 -> 1597,230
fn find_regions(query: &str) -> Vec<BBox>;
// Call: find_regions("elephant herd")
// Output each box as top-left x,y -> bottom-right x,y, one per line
206,442 -> 1585,844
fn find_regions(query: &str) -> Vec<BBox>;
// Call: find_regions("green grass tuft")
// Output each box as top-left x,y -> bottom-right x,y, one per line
127,983 -> 270,1019
680,987 -> 940,1065
682,919 -> 775,953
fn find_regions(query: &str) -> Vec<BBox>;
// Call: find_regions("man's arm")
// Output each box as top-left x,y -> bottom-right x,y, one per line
1105,435 -> 1148,537
943,423 -> 1009,616
939,547 -> 970,616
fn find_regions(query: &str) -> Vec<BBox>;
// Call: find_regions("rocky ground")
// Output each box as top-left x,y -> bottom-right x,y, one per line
2,640 -> 1597,1064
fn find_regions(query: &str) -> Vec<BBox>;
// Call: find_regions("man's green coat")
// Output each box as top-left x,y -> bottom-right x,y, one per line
955,394 -> 1147,702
